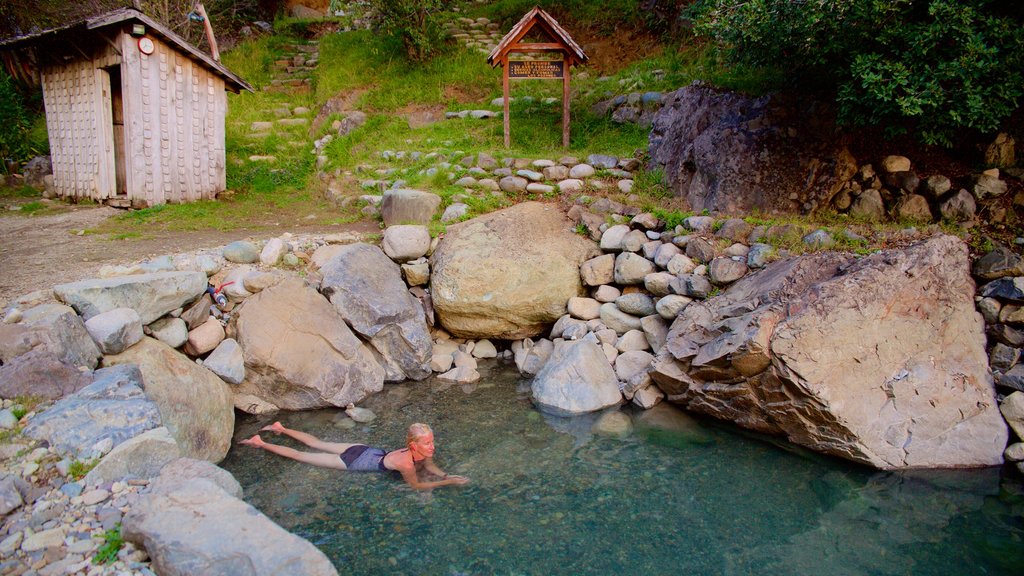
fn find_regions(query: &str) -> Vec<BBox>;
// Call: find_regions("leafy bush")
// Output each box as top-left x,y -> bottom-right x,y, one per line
368,0 -> 450,62
92,524 -> 124,565
0,69 -> 30,172
691,0 -> 1024,146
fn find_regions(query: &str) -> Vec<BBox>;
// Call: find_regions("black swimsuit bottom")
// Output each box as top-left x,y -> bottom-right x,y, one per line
339,445 -> 389,472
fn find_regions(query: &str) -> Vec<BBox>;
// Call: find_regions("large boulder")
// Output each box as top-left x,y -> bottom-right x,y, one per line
235,277 -> 385,410
0,351 -> 92,400
84,426 -> 181,485
320,244 -> 432,381
0,303 -> 100,369
531,340 -> 622,415
431,202 -> 600,339
648,81 -> 857,214
651,235 -> 1007,469
23,365 -> 161,458
380,189 -> 442,226
123,477 -> 337,576
103,338 -> 234,463
53,271 -> 207,324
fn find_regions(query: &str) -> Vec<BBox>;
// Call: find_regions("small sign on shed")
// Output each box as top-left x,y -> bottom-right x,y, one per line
487,7 -> 588,148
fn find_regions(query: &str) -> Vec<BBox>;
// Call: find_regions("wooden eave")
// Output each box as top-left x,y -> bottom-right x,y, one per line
486,6 -> 588,68
0,8 -> 251,93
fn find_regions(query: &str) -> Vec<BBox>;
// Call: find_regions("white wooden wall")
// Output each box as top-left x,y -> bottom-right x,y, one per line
40,44 -> 120,201
120,32 -> 227,205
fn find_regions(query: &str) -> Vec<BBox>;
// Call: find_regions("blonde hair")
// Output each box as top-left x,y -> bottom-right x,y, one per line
407,423 -> 433,445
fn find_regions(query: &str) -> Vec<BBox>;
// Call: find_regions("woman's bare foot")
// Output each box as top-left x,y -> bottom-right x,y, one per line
239,434 -> 266,447
261,422 -> 286,434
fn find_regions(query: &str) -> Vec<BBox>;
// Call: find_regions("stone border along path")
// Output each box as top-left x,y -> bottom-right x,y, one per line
243,40 -> 321,164
341,151 -> 641,217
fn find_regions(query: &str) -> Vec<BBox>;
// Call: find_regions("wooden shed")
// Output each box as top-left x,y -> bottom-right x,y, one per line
0,8 -> 252,207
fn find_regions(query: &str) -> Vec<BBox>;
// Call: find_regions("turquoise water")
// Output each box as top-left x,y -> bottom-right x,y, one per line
220,362 -> 1024,575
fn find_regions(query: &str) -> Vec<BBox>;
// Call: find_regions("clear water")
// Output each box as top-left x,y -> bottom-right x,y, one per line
220,362 -> 1024,576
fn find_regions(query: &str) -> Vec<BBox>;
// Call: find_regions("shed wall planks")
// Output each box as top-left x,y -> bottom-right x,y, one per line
43,31 -> 229,206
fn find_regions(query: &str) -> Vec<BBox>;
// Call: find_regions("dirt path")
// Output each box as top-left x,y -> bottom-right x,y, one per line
0,205 -> 377,308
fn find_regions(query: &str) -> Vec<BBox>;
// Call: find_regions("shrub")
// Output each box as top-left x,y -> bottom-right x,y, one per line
691,0 -> 1024,146
367,0 -> 450,62
0,69 -> 30,172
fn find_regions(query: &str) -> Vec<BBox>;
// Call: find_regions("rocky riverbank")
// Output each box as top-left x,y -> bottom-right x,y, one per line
2,193 -> 1023,573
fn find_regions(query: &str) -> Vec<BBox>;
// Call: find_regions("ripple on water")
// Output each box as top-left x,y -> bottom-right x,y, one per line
220,362 -> 1024,575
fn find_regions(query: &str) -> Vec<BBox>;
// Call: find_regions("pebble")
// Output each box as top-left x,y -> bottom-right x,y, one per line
80,489 -> 110,506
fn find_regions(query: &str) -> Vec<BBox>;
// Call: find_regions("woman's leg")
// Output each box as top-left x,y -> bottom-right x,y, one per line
261,421 -> 356,454
240,434 -> 348,469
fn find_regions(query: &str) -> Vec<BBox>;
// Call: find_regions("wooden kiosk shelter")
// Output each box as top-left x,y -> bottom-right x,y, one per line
0,8 -> 252,207
487,7 -> 588,148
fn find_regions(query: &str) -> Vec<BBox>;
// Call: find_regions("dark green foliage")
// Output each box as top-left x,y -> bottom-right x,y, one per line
0,69 -> 30,172
367,0 -> 451,62
92,524 -> 123,565
691,0 -> 1024,146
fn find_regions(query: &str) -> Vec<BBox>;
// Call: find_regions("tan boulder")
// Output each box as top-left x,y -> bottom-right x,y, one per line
234,278 -> 384,411
103,337 -> 234,462
652,235 -> 1007,469
430,202 -> 600,339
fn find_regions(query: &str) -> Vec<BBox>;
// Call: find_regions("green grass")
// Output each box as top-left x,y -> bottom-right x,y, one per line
92,524 -> 124,565
68,458 -> 98,480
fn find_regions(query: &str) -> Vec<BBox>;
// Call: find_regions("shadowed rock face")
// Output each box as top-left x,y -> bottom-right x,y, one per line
430,202 -> 601,339
651,235 -> 1008,469
648,81 -> 856,215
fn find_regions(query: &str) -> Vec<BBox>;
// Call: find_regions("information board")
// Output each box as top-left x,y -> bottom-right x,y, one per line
508,60 -> 564,79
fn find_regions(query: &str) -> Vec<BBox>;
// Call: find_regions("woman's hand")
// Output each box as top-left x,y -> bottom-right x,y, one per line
445,475 -> 470,486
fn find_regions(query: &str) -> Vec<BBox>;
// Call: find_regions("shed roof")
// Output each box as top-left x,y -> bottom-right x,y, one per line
0,7 -> 251,93
487,6 -> 588,68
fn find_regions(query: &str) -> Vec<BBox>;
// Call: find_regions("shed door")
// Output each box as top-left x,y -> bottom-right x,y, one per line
108,66 -> 126,196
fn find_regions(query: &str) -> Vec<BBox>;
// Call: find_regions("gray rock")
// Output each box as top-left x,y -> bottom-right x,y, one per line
640,314 -> 669,352
569,164 -> 595,179
667,253 -> 697,276
531,340 -> 622,415
84,426 -> 181,485
259,238 -> 288,266
850,189 -> 885,221
656,295 -> 691,320
382,225 -> 431,263
515,338 -> 554,376
516,169 -> 544,182
614,252 -> 656,284
977,297 -> 1001,324
0,409 -> 16,429
1001,392 -> 1024,440
802,229 -> 834,248
747,243 -> 773,268
644,272 -> 676,297
381,189 -> 442,226
998,364 -> 1024,392
103,338 -> 235,462
652,235 -> 1007,469
441,203 -> 469,222
84,308 -> 143,355
683,216 -> 714,234
0,349 -> 93,400
715,219 -> 753,243
991,343 -> 1021,373
543,165 -> 569,181
685,237 -> 715,263
921,175 -> 952,199
320,244 -> 432,381
54,271 -> 207,324
616,330 -> 650,352
671,274 -> 713,299
123,477 -> 337,576
151,458 -> 242,499
972,174 -> 1007,199
203,339 -> 245,385
557,179 -> 584,194
567,297 -> 601,321
499,176 -> 528,193
402,261 -> 430,286
981,277 -> 1024,302
148,317 -> 188,348
0,302 -> 101,369
708,258 -> 748,285
586,154 -> 618,169
620,230 -> 648,253
599,303 -> 643,335
973,246 -> 1024,280
0,475 -> 24,516
431,202 -> 599,339
893,194 -> 933,222
222,241 -> 260,264
599,224 -> 630,252
615,350 -> 655,381
939,189 -> 977,222
23,364 -> 161,458
22,155 -> 52,188
615,293 -> 656,317
593,284 -> 621,303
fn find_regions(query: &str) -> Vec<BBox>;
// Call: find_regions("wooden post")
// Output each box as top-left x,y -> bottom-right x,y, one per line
562,54 -> 570,148
194,3 -> 220,62
502,54 -> 511,148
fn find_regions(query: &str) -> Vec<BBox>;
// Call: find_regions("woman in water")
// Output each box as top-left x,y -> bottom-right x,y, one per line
240,422 -> 469,490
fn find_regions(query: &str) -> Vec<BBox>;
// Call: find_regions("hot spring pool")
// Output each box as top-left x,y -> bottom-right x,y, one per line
220,362 -> 1024,575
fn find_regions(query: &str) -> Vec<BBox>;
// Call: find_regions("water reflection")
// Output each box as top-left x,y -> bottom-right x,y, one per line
220,361 -> 1024,575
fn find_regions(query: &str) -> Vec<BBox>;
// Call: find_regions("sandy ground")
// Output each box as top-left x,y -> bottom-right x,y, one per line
0,205 -> 377,309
